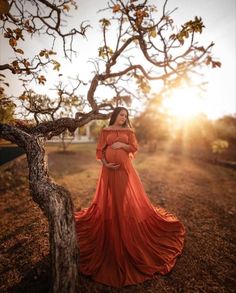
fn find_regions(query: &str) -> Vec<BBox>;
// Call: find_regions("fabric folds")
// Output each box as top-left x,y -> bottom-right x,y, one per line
74,127 -> 186,288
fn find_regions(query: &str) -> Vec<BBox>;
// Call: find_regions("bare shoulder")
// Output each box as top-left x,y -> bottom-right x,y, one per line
103,126 -> 135,131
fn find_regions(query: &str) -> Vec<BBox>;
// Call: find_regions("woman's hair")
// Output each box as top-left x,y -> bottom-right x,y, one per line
108,106 -> 132,128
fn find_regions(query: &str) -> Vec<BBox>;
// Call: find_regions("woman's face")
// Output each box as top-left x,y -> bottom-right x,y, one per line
115,109 -> 128,126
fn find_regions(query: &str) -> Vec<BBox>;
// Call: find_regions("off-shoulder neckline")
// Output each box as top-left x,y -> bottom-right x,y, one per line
102,127 -> 134,131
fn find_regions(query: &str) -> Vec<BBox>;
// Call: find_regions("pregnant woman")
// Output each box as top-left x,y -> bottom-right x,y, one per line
74,107 -> 186,288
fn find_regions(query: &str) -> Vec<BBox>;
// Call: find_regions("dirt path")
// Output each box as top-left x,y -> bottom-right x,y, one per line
0,144 -> 235,292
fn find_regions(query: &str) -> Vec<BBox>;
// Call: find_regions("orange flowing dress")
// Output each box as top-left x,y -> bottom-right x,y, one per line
74,127 -> 186,288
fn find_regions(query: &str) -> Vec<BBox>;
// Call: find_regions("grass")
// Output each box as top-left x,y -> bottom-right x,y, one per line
0,143 -> 235,292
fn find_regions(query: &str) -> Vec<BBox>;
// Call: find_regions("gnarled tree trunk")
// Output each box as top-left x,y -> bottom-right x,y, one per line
1,124 -> 80,292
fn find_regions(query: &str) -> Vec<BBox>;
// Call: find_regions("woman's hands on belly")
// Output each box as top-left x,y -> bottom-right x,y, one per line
111,141 -> 125,149
105,143 -> 129,165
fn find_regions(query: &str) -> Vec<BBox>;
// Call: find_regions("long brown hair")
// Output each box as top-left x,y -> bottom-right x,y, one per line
108,107 -> 132,128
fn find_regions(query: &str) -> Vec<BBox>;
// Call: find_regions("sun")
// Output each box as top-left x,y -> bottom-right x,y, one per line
162,86 -> 204,121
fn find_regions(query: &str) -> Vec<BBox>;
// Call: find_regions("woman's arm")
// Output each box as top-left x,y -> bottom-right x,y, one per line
120,143 -> 133,152
112,140 -> 138,152
110,131 -> 138,159
101,150 -> 108,165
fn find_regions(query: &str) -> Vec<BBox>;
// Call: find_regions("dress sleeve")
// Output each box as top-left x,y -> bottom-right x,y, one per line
128,130 -> 138,159
96,129 -> 107,161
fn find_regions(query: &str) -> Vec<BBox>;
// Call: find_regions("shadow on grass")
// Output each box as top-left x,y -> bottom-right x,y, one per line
8,255 -> 51,293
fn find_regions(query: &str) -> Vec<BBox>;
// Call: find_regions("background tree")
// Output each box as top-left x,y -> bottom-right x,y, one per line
213,115 -> 236,142
0,0 -> 220,291
132,92 -> 171,151
0,92 -> 16,124
17,86 -> 86,151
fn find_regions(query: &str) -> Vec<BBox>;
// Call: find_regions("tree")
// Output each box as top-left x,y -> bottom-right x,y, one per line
17,88 -> 85,151
0,92 -> 16,123
0,0 -> 221,291
214,115 -> 236,142
132,92 -> 171,151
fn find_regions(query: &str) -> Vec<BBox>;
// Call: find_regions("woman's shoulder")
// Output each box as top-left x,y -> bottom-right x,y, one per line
102,126 -> 135,132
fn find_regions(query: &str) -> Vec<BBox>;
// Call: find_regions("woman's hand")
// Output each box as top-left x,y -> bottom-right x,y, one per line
111,142 -> 125,149
101,156 -> 120,169
111,141 -> 132,152
104,162 -> 120,169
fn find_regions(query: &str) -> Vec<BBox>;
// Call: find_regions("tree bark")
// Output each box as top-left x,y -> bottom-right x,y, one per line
0,124 -> 80,292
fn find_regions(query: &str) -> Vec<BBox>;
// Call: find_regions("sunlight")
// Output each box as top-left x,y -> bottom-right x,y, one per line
162,86 -> 204,122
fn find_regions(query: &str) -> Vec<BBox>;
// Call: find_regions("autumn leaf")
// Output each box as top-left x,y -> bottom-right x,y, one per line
52,60 -> 61,71
134,9 -> 149,26
39,50 -> 45,57
196,46 -> 205,52
48,50 -> 57,55
9,38 -> 17,47
38,75 -> 46,85
141,82 -> 151,94
19,94 -> 27,101
112,4 -> 121,13
15,48 -> 24,54
22,59 -> 30,68
98,46 -> 113,58
12,60 -> 19,69
63,4 -> 70,12
212,61 -> 221,68
205,56 -> 212,65
99,18 -> 111,27
14,28 -> 24,40
148,27 -> 157,38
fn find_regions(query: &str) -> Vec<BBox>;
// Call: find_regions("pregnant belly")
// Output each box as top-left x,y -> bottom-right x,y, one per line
105,146 -> 129,165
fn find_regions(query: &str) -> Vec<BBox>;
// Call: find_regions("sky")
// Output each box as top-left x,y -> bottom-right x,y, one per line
1,0 -> 235,119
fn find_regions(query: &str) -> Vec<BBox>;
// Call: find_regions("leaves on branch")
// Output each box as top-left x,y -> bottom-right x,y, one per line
133,73 -> 151,94
112,4 -> 121,13
38,75 -> 46,85
205,56 -> 221,68
0,0 -> 89,92
134,8 -> 149,26
63,4 -> 70,12
39,50 -> 57,58
1,0 -> 220,136
211,61 -> 221,68
0,94 -> 16,123
173,16 -> 205,45
112,94 -> 132,107
15,48 -> 24,54
98,46 -> 113,59
52,60 -> 61,71
99,18 -> 111,27
148,27 -> 157,38
9,38 -> 17,47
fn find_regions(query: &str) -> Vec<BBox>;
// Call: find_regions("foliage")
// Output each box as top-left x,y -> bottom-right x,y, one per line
0,0 -> 221,125
0,0 -> 89,93
132,93 -> 171,144
18,87 -> 84,124
0,2 -> 223,291
211,139 -> 229,154
213,115 -> 236,141
0,93 -> 16,123
90,120 -> 108,138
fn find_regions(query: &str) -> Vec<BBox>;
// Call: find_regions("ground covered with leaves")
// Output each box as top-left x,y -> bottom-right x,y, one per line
0,143 -> 235,292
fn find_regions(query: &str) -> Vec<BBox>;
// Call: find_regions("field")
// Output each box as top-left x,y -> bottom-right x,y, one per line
0,143 -> 235,292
